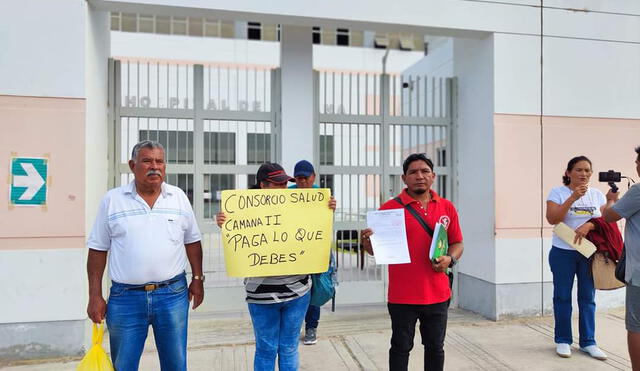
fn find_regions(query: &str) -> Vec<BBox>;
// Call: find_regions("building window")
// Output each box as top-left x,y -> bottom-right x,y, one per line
204,174 -> 235,218
166,174 -> 194,205
319,135 -> 334,165
156,16 -> 171,34
248,22 -> 262,40
247,133 -> 271,164
399,36 -> 416,51
188,17 -> 204,36
139,130 -> 194,164
121,13 -> 137,32
172,17 -> 188,35
336,28 -> 350,46
312,27 -> 321,44
138,15 -> 154,33
110,12 -> 121,31
374,34 -> 389,49
204,132 -> 236,164
319,174 -> 334,193
204,19 -> 221,37
437,147 -> 446,167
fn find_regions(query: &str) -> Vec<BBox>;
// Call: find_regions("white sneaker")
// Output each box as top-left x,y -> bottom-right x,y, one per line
580,345 -> 607,360
556,343 -> 572,358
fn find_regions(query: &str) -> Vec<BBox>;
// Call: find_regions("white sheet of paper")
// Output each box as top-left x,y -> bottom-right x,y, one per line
366,209 -> 411,264
553,222 -> 597,258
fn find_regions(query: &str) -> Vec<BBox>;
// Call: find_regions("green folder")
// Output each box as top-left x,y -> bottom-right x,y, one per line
429,222 -> 449,263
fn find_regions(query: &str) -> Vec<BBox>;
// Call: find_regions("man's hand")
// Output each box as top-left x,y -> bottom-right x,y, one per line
216,212 -> 226,228
189,279 -> 204,310
574,222 -> 594,245
87,295 -> 107,323
328,197 -> 337,211
606,189 -> 620,203
432,255 -> 452,273
361,228 -> 374,255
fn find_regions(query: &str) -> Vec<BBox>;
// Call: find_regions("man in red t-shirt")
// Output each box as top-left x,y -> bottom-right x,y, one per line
361,153 -> 464,371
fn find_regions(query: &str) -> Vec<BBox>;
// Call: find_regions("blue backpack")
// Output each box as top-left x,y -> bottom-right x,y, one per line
310,252 -> 336,307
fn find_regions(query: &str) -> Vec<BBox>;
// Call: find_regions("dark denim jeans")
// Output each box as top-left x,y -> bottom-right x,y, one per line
248,292 -> 311,371
106,273 -> 189,371
388,301 -> 448,371
305,304 -> 321,330
549,246 -> 596,347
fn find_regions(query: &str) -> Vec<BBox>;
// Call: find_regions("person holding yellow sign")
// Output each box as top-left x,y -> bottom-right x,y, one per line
216,162 -> 335,371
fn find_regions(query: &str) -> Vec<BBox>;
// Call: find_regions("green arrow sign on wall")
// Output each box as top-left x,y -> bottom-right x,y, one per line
10,157 -> 48,206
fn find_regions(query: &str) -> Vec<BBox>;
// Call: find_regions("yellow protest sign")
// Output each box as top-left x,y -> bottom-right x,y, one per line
220,188 -> 333,277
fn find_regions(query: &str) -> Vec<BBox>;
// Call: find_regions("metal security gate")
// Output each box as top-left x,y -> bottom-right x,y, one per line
314,70 -> 456,305
108,58 -> 280,311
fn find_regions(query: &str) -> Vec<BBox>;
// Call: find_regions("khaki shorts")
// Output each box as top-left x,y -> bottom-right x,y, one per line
626,284 -> 640,333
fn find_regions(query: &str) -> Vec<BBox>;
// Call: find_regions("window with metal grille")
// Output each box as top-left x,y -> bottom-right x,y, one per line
204,132 -> 236,164
319,174 -> 334,193
165,174 -> 194,205
204,174 -> 235,218
248,22 -> 262,40
138,130 -> 194,164
247,133 -> 271,164
336,28 -> 349,46
320,135 -> 334,165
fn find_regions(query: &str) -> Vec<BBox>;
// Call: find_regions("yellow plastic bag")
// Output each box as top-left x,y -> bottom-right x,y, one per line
77,322 -> 114,371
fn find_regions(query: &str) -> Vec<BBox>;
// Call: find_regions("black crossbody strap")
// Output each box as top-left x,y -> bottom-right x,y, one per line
394,197 -> 434,237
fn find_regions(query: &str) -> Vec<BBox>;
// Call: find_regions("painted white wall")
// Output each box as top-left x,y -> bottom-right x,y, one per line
494,33 -> 540,115
111,31 -> 423,74
313,46 -> 423,73
546,0 -> 640,15
86,7 -> 111,235
544,6 -> 640,43
495,238 -> 545,284
403,38 -> 453,77
453,35 -> 496,284
543,37 -> 640,119
280,25 -> 314,173
0,249 -> 87,323
0,0 -> 85,98
111,31 -> 280,66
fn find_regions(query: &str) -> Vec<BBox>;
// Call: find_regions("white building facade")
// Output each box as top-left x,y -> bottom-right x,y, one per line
1,0 -> 640,360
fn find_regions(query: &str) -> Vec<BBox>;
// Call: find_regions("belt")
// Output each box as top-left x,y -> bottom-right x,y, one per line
129,277 -> 183,292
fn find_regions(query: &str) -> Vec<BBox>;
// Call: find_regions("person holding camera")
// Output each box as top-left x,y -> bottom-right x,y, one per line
603,146 -> 640,370
546,155 -> 608,360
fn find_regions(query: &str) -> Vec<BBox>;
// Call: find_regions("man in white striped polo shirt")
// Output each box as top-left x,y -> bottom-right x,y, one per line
86,140 -> 203,371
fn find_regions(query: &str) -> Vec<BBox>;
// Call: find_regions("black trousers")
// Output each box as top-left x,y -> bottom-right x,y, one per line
388,301 -> 448,371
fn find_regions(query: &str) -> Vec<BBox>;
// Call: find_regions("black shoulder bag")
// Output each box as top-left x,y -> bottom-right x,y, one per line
393,197 -> 454,301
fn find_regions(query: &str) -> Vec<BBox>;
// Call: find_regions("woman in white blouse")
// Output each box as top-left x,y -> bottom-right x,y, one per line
546,155 -> 607,360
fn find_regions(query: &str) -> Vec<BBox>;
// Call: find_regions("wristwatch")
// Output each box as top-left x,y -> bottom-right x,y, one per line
192,275 -> 206,282
445,254 -> 457,268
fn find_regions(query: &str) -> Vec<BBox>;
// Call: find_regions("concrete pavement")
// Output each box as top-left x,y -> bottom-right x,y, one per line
1,305 -> 632,370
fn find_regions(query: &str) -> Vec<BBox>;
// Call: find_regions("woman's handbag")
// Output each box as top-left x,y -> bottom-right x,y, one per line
591,252 -> 625,290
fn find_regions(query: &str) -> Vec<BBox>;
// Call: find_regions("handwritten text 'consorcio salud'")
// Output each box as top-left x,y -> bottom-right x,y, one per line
222,190 -> 328,267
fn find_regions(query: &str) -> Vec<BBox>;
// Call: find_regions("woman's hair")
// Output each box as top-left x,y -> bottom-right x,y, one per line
562,156 -> 592,185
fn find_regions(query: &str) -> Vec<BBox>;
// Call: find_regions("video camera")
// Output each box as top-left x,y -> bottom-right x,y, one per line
599,170 -> 621,193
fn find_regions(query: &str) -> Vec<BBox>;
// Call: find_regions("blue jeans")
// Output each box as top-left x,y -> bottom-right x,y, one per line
248,292 -> 311,371
305,305 -> 321,330
106,273 -> 189,371
549,247 -> 596,347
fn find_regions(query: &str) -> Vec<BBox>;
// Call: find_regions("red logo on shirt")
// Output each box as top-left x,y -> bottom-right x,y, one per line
438,216 -> 450,230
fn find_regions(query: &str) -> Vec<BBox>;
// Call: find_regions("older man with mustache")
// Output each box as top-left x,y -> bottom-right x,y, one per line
86,140 -> 203,371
